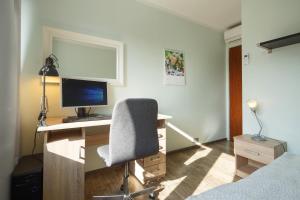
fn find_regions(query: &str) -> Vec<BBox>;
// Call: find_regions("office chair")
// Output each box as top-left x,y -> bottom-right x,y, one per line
94,98 -> 159,200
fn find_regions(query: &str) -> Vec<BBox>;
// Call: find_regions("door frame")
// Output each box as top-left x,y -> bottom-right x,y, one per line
225,39 -> 242,141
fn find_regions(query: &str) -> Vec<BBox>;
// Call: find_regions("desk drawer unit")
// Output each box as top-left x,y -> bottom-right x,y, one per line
130,127 -> 166,184
137,151 -> 166,167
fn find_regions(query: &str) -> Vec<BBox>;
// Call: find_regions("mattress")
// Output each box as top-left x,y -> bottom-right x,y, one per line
187,153 -> 300,200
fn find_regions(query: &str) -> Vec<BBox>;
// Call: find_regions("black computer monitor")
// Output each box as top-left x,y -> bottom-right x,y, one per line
61,78 -> 107,109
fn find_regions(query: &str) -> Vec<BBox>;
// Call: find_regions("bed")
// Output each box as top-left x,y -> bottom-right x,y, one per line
187,153 -> 300,200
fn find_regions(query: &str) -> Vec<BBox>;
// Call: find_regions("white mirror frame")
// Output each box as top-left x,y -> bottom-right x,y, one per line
43,26 -> 124,86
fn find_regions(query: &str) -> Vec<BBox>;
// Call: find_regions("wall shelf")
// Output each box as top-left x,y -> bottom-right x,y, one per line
257,32 -> 300,53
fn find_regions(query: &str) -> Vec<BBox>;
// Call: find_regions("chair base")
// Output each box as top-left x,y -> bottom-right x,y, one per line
93,163 -> 156,200
93,186 -> 156,200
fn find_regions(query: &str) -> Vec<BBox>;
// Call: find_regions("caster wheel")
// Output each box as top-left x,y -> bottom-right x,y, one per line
149,193 -> 155,200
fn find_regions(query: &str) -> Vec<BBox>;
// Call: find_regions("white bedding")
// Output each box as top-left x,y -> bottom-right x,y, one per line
187,153 -> 300,200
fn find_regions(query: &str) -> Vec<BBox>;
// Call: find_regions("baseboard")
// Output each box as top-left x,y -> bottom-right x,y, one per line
166,138 -> 227,155
203,138 -> 227,145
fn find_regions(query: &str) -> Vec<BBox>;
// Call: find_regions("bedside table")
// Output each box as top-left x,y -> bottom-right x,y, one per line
234,134 -> 287,178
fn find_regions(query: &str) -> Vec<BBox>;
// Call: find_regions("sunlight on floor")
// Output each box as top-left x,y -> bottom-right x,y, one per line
156,145 -> 236,199
192,152 -> 235,195
184,147 -> 212,166
159,176 -> 187,199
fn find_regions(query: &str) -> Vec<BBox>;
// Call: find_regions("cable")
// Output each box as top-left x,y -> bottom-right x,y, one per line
31,122 -> 43,163
31,124 -> 39,155
280,142 -> 287,153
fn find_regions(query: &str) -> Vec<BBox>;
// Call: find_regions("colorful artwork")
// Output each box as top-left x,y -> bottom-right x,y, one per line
164,49 -> 185,85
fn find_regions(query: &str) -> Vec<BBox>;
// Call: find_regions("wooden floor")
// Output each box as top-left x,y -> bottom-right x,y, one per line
85,140 -> 240,200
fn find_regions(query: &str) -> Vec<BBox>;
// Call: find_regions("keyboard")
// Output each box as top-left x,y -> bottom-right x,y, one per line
62,115 -> 111,123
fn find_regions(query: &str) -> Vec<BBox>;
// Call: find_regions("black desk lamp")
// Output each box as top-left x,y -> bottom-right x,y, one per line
38,54 -> 59,126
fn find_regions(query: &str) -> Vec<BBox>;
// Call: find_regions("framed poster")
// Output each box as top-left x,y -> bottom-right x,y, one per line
164,49 -> 185,85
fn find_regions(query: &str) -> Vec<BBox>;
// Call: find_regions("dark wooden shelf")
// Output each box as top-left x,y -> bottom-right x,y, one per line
257,32 -> 300,53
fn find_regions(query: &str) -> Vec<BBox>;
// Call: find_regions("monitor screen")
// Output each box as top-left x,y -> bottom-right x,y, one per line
61,78 -> 107,108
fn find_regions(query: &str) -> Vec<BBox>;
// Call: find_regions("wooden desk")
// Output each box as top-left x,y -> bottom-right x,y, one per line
37,114 -> 171,200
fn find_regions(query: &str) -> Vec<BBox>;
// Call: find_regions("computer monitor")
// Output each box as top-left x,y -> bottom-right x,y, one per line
61,78 -> 107,112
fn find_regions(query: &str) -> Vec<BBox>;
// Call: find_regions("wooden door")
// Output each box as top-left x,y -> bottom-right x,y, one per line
229,45 -> 242,141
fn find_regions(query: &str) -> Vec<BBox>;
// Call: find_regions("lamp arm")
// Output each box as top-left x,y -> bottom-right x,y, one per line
38,70 -> 47,126
253,111 -> 263,136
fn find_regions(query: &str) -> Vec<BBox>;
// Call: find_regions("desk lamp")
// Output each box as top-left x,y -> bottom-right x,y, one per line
247,99 -> 266,141
38,54 -> 59,126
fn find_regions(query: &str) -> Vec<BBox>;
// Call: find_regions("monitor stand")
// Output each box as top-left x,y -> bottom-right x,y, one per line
77,108 -> 89,118
62,108 -> 111,123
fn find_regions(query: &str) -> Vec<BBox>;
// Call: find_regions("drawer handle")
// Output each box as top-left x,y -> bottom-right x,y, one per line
244,149 -> 260,156
79,146 -> 85,159
159,146 -> 164,150
158,134 -> 164,138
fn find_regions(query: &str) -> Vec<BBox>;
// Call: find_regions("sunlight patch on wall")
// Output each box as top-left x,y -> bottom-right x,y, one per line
166,122 -> 201,146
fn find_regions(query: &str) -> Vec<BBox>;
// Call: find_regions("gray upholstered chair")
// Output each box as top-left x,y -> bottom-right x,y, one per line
93,98 -> 159,200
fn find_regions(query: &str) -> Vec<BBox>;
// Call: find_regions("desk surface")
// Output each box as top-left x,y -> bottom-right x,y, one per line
37,114 -> 171,132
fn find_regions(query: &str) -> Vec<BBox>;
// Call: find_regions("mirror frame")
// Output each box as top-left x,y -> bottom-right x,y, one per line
43,26 -> 124,85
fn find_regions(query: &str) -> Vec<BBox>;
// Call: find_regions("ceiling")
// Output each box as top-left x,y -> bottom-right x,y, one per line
137,0 -> 241,31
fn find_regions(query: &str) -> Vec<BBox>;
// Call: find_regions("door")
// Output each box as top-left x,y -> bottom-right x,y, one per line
229,45 -> 242,141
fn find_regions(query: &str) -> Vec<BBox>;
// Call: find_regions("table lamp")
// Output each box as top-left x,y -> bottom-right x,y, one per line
38,54 -> 59,126
247,99 -> 266,141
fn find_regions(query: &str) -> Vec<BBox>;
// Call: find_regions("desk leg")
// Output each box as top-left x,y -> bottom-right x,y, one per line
43,130 -> 85,200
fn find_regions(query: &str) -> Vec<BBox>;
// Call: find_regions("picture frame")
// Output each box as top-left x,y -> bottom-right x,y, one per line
164,49 -> 185,85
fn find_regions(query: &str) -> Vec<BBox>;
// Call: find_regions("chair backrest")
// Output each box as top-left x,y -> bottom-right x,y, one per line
108,98 -> 159,166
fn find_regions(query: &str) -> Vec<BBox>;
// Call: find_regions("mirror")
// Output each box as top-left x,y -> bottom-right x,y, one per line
43,27 -> 124,85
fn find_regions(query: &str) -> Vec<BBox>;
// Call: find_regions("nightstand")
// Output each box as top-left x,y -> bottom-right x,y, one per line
234,134 -> 287,178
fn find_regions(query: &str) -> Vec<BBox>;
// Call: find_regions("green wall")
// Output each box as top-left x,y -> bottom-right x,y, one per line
242,0 -> 300,153
21,0 -> 226,156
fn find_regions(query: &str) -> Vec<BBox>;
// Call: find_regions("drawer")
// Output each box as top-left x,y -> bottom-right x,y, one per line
234,142 -> 274,164
144,163 -> 166,179
157,128 -> 166,140
138,151 -> 166,167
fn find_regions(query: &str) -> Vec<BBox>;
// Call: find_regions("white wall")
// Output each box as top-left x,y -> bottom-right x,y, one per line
242,0 -> 300,153
0,0 -> 20,199
21,0 -> 226,157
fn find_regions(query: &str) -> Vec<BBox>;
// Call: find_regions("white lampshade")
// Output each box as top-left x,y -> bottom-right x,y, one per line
247,99 -> 258,111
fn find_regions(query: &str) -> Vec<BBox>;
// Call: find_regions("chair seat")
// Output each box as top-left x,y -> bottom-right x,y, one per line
97,145 -> 111,166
